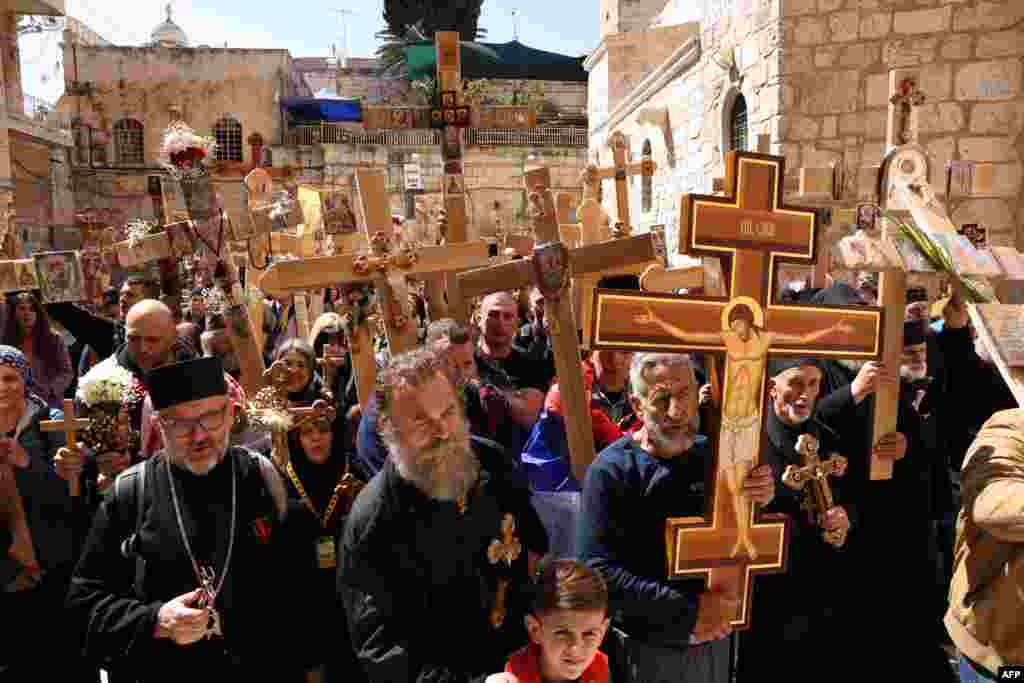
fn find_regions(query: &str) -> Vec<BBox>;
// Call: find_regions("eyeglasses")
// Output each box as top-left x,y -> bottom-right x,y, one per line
159,404 -> 229,439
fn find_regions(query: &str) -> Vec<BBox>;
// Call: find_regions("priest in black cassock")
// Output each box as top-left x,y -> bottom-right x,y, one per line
338,346 -> 548,683
66,356 -> 295,682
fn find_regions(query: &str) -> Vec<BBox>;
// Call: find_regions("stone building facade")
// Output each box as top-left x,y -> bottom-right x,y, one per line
587,0 -> 1024,265
56,9 -> 310,227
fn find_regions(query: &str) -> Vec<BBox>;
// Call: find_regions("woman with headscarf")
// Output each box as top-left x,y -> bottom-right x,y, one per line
0,345 -> 94,680
281,404 -> 366,683
2,292 -> 73,410
274,338 -> 329,406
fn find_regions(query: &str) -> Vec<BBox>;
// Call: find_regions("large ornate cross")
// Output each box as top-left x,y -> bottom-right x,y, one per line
889,77 -> 926,146
590,151 -> 885,629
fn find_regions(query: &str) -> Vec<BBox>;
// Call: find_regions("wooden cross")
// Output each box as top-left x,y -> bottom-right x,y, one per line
41,399 -> 92,498
589,150 -> 885,629
457,168 -> 659,482
593,131 -> 657,231
889,77 -> 926,147
781,433 -> 849,522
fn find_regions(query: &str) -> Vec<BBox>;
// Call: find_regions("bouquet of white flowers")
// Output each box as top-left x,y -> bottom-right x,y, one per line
75,364 -> 143,455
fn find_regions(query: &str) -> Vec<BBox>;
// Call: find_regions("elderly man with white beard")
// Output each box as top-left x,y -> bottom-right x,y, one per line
576,353 -> 775,683
338,346 -> 548,683
66,356 -> 295,682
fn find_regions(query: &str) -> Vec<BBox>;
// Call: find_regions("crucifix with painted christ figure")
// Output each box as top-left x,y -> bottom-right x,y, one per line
590,151 -> 886,629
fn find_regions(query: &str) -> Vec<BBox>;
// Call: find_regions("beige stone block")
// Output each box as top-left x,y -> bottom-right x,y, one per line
893,5 -> 951,33
866,72 -> 891,108
819,0 -> 843,10
829,11 -> 860,42
884,37 -> 938,66
816,46 -> 839,68
865,109 -> 889,138
990,163 -> 1023,196
795,17 -> 829,45
976,28 -> 1024,59
781,143 -> 802,167
925,136 -> 956,191
951,198 -> 1015,230
822,116 -> 838,138
940,34 -> 973,60
958,136 -> 1020,163
783,115 -> 821,140
783,83 -> 798,108
953,2 -> 1024,32
780,46 -> 815,73
839,112 -> 866,135
839,42 -> 881,68
919,63 -> 953,100
849,0 -> 881,7
862,142 -> 887,165
802,70 -> 862,114
955,60 -> 1023,101
970,102 -> 1024,135
860,11 -> 893,39
783,0 -> 818,17
917,102 -> 966,133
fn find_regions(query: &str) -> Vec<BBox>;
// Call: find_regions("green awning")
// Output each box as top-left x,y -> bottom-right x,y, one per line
404,39 -> 587,83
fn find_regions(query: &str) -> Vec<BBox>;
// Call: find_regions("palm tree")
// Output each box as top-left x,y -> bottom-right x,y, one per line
377,0 -> 487,71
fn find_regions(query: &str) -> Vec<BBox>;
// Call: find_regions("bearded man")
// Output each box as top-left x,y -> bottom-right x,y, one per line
577,352 -> 775,682
66,357 -> 292,682
339,347 -> 548,682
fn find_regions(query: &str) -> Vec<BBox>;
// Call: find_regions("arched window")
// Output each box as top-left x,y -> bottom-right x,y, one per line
213,116 -> 243,162
729,94 -> 748,153
114,119 -> 144,165
641,139 -> 653,213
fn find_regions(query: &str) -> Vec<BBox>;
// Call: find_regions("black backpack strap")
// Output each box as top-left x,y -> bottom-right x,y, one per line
114,459 -> 148,600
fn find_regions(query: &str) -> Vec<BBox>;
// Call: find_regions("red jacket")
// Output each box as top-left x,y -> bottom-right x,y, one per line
505,643 -> 609,683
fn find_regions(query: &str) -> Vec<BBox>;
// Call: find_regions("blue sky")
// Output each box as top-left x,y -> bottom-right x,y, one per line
19,0 -> 600,104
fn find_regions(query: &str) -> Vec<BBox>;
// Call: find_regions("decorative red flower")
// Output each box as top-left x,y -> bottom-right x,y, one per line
251,516 -> 272,544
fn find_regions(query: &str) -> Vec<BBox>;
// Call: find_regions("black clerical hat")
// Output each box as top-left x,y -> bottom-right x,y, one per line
767,357 -> 822,378
147,356 -> 227,410
903,320 -> 928,347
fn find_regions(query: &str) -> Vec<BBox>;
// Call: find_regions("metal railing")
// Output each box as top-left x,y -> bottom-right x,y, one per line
284,122 -> 588,148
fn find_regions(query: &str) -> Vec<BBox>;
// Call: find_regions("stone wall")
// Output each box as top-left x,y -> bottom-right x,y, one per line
587,0 -> 781,265
56,46 -> 298,164
777,0 -> 1024,248
313,143 -> 587,238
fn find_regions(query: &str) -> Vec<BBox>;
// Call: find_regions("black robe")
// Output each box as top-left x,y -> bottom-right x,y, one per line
816,382 -> 956,683
338,443 -> 548,683
737,387 -> 863,681
66,448 -> 295,682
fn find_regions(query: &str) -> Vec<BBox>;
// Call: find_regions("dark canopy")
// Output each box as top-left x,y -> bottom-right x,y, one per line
404,39 -> 587,82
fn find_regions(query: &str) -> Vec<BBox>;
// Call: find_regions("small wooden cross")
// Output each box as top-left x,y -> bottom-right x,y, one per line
41,399 -> 92,498
782,434 -> 849,523
592,131 -> 657,232
487,513 -> 522,629
889,77 -> 926,146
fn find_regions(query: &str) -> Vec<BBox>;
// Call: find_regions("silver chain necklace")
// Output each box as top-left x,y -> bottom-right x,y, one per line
166,453 -> 237,637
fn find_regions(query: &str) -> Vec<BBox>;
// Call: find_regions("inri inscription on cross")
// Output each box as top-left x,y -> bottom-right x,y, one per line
590,151 -> 885,629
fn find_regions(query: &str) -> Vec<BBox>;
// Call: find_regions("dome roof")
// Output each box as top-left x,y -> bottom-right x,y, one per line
149,4 -> 188,47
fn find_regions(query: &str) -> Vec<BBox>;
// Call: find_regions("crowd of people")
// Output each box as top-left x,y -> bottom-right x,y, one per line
1,266 -> 1022,683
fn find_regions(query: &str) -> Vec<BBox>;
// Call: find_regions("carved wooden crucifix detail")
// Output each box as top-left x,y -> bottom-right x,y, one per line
590,151 -> 885,629
782,433 -> 848,528
592,131 -> 657,233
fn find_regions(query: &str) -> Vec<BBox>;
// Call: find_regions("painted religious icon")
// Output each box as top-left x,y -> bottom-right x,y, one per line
324,194 -> 358,235
634,296 -> 854,559
33,251 -> 84,304
856,203 -> 879,231
16,262 -> 37,289
958,223 -> 988,250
